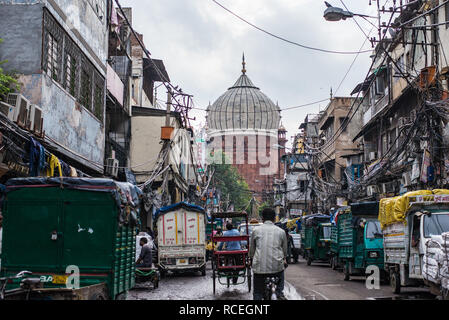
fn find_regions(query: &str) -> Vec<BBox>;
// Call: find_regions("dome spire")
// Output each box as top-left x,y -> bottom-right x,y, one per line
242,52 -> 246,74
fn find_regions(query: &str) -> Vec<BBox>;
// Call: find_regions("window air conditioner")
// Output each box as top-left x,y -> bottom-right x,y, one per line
106,158 -> 119,177
381,182 -> 395,194
402,172 -> 412,187
7,93 -> 30,126
29,105 -> 44,135
367,185 -> 378,197
0,101 -> 14,118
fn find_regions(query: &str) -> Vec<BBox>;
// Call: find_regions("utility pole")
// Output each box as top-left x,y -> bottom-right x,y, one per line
162,88 -> 172,205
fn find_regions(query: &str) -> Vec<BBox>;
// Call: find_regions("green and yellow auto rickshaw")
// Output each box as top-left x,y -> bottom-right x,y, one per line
303,214 -> 332,266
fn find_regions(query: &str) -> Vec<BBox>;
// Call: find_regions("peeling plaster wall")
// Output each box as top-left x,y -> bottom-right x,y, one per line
49,0 -> 108,74
0,1 -> 106,171
0,3 -> 44,74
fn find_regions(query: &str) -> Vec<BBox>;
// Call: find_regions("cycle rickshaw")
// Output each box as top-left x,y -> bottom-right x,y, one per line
210,211 -> 252,295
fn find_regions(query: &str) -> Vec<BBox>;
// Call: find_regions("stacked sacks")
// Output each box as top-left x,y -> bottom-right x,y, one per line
422,232 -> 449,289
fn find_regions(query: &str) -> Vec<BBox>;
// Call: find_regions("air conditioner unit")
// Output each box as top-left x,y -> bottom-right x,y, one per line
0,101 -> 14,118
106,158 -> 119,177
367,185 -> 378,197
28,105 -> 44,135
381,182 -> 396,194
6,93 -> 30,125
402,172 -> 412,187
369,152 -> 378,161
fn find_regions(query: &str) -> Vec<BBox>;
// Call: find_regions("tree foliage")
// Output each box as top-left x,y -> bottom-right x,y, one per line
208,151 -> 252,211
0,38 -> 19,99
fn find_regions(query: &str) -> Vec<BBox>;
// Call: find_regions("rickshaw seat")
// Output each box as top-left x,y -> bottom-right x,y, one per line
214,250 -> 247,255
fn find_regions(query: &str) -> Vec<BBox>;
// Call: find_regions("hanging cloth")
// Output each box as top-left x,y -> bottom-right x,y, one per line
38,145 -> 46,175
28,137 -> 41,177
46,154 -> 62,178
60,161 -> 71,177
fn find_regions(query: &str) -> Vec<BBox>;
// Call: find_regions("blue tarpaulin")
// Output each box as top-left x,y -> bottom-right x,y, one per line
154,201 -> 205,221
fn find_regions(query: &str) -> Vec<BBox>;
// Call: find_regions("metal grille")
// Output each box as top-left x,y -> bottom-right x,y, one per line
81,68 -> 92,111
63,36 -> 81,99
43,9 -> 63,84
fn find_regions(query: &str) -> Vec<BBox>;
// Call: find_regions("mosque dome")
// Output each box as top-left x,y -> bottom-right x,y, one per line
207,55 -> 281,131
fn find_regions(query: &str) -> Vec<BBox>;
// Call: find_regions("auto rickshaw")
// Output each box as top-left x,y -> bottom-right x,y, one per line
302,214 -> 332,266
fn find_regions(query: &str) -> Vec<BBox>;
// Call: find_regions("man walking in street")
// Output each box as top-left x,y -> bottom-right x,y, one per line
136,237 -> 152,268
249,207 -> 288,300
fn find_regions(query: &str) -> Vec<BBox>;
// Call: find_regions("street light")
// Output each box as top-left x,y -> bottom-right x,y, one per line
323,1 -> 377,22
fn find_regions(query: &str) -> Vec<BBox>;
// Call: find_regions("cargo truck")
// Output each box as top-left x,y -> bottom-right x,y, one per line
330,202 -> 385,281
155,202 -> 206,276
0,178 -> 140,300
379,190 -> 449,299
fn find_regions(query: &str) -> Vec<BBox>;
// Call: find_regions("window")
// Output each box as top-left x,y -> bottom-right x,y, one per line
43,9 -> 105,121
65,55 -> 77,97
423,214 -> 449,238
94,84 -> 104,121
366,221 -> 382,239
45,33 -> 60,81
81,69 -> 92,110
340,117 -> 348,132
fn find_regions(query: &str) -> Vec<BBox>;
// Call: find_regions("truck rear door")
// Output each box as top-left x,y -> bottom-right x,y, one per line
3,201 -> 62,271
159,211 -> 181,246
184,211 -> 205,245
62,200 -> 115,270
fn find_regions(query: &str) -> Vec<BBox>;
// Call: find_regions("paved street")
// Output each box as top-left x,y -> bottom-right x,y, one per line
285,257 -> 435,300
128,257 -> 436,301
128,261 -> 303,301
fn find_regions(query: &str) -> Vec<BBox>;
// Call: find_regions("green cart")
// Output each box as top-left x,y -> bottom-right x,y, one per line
334,202 -> 386,281
0,178 -> 140,300
303,214 -> 332,266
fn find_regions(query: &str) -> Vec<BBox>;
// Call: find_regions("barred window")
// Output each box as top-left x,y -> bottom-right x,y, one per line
81,69 -> 92,111
43,10 -> 63,83
94,83 -> 104,121
43,8 -> 105,122
46,33 -> 59,81
65,55 -> 77,97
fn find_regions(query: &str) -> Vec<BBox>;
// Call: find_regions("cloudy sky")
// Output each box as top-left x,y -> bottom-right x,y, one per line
120,0 -> 385,145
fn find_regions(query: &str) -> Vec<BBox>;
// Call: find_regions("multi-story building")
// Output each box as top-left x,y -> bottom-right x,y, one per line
351,0 -> 449,199
0,0 -> 110,175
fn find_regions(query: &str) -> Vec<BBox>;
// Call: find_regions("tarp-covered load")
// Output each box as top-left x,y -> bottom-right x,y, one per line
5,177 -> 142,226
378,190 -> 449,229
303,214 -> 331,227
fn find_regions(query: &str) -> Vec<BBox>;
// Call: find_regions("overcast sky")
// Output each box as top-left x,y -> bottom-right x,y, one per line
120,0 -> 384,145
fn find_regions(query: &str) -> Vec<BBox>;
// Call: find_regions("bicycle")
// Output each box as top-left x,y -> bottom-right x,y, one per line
0,270 -> 34,300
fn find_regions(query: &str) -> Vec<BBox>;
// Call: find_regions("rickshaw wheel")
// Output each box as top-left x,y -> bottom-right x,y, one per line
212,269 -> 216,295
247,268 -> 252,292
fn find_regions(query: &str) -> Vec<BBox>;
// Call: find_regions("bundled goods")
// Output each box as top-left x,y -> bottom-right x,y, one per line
423,234 -> 449,288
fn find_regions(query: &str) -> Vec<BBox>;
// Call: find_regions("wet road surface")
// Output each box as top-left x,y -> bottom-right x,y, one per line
129,262 -> 303,300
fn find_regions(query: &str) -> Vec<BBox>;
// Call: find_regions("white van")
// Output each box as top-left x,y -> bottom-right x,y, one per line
155,202 -> 206,276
